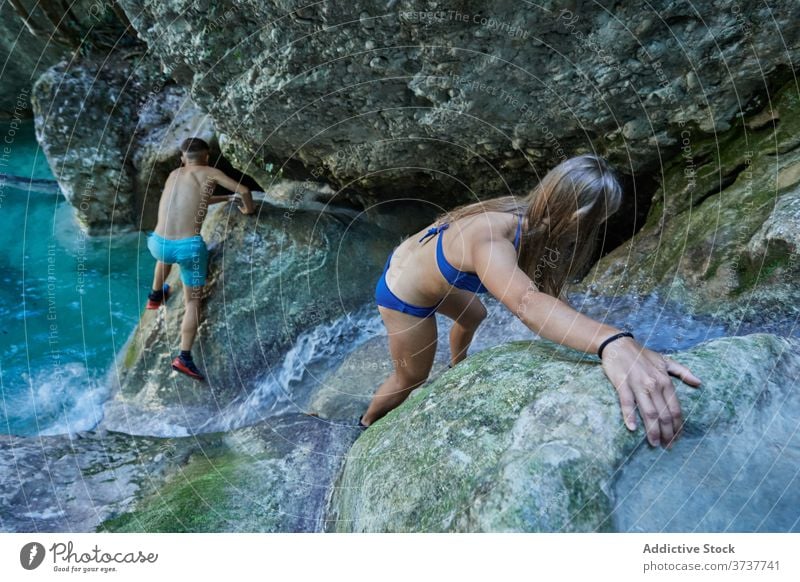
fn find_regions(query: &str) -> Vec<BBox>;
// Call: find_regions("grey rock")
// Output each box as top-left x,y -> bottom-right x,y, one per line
31,57 -> 213,233
308,336 -> 394,421
0,430 -> 195,533
328,334 -> 800,532
581,78 -> 800,333
114,0 -> 800,208
104,201 -> 395,436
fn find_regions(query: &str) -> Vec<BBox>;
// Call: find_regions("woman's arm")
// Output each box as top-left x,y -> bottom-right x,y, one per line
472,238 -> 702,449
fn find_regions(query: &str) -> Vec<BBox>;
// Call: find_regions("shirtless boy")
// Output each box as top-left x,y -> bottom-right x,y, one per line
145,137 -> 255,381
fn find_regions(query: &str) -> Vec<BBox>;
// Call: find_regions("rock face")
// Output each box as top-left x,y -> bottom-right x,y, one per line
116,0 -> 800,207
0,430 -> 197,533
103,200 -> 395,437
31,57 -> 215,233
0,3 -> 62,117
328,334 -> 800,532
100,414 -> 361,532
0,0 -> 132,116
581,78 -> 800,331
308,336 -> 396,422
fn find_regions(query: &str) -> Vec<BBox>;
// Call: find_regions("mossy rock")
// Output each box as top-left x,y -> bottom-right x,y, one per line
99,414 -> 361,532
328,334 -> 800,532
582,78 -> 800,327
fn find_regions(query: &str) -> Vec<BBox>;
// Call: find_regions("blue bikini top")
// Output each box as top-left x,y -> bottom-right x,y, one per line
419,214 -> 523,294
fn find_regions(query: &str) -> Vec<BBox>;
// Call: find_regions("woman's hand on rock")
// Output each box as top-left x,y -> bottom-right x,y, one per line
600,337 -> 702,448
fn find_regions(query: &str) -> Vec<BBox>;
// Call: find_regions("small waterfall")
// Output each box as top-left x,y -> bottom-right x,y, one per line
195,306 -> 386,434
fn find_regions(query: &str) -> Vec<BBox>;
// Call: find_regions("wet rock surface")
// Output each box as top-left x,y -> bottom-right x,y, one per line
102,201 -> 395,437
329,334 -> 800,532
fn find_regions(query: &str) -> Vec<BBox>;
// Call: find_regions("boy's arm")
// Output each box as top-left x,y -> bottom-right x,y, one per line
209,169 -> 255,214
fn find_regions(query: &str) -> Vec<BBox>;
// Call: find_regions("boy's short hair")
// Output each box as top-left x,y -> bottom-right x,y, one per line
180,137 -> 210,160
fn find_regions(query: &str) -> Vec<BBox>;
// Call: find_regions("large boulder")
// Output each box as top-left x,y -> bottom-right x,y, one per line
31,56 -> 214,233
327,334 -> 800,532
103,200 -> 396,437
117,0 -> 800,207
581,78 -> 800,331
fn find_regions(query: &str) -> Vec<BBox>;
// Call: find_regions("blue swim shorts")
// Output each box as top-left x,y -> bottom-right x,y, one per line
147,232 -> 209,287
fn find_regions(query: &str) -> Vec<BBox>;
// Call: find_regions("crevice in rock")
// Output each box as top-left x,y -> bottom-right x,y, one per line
591,169 -> 660,262
691,161 -> 749,210
209,150 -> 261,196
767,139 -> 800,156
740,63 -> 797,118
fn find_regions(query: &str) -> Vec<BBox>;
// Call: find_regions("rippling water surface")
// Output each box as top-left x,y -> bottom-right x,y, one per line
0,121 -> 151,436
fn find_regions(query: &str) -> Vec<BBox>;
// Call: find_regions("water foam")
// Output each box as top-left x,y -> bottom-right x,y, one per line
195,306 -> 385,434
2,363 -> 110,437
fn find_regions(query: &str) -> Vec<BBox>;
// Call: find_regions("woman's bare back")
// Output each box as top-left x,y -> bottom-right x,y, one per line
385,211 -> 521,307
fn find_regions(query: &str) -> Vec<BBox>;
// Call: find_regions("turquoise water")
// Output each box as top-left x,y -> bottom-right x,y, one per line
0,120 -> 151,436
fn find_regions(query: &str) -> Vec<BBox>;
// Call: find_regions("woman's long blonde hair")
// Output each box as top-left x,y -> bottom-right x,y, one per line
438,154 -> 623,297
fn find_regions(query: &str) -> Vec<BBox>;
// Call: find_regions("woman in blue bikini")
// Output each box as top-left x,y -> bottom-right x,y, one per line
363,154 -> 702,449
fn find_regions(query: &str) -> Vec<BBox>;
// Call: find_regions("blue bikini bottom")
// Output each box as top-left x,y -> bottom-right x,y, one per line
374,252 -> 440,318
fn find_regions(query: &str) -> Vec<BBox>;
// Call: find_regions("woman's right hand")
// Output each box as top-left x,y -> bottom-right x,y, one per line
470,237 -> 702,448
600,336 -> 702,448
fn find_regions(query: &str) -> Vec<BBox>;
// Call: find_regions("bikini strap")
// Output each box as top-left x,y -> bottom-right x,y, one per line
418,223 -> 449,243
513,214 -> 523,249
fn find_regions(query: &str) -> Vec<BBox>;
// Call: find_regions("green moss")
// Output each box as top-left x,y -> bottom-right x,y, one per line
733,240 -> 794,295
562,462 -> 614,533
122,338 -> 139,369
98,450 -> 243,533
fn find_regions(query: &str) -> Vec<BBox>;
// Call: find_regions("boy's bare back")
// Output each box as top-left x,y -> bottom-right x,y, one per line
155,166 -> 229,239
